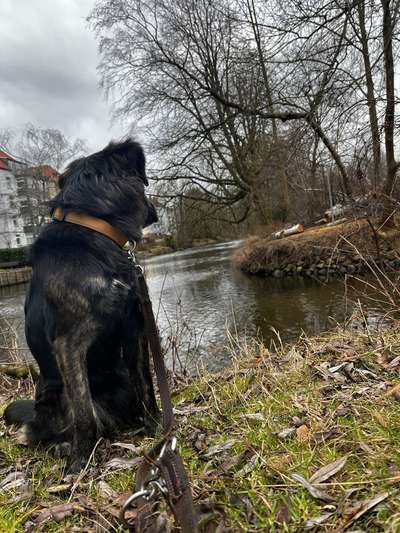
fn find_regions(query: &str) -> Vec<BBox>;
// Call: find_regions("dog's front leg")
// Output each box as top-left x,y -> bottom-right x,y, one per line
123,335 -> 160,435
54,327 -> 101,474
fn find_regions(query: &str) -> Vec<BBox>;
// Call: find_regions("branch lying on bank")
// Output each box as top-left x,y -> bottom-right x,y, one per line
0,363 -> 38,380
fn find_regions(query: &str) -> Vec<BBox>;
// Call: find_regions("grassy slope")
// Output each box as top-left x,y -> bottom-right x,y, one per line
2,325 -> 400,531
233,219 -> 400,274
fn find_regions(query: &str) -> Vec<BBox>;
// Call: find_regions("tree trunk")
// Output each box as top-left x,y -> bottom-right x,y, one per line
381,0 -> 398,226
247,0 -> 289,219
358,0 -> 381,190
307,117 -> 353,199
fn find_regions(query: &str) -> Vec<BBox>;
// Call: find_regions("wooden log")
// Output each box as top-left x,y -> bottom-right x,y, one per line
272,224 -> 305,240
326,217 -> 347,227
0,364 -> 39,379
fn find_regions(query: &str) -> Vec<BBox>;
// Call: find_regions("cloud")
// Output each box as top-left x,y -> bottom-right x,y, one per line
0,0 -> 124,151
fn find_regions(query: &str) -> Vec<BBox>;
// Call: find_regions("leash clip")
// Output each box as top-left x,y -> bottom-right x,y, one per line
120,437 -> 178,527
124,240 -> 144,274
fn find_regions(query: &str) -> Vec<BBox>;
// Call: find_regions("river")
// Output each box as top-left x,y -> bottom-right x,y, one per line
0,241 -> 387,371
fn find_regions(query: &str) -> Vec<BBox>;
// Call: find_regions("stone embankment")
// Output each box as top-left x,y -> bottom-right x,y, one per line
257,251 -> 400,279
0,267 -> 31,287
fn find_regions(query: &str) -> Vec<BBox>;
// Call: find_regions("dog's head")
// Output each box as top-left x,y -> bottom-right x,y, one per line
53,139 -> 158,241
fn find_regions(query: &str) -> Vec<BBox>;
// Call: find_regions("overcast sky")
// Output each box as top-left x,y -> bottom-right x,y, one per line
0,0 -> 127,153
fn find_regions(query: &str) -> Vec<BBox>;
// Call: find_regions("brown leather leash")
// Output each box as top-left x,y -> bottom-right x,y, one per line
120,250 -> 198,532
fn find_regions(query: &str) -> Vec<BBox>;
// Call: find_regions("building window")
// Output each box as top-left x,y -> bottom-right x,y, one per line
6,177 -> 12,190
16,236 -> 21,245
13,218 -> 17,227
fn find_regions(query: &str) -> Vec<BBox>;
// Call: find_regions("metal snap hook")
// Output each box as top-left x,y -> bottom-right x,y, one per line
159,436 -> 177,460
135,264 -> 144,275
120,488 -> 151,526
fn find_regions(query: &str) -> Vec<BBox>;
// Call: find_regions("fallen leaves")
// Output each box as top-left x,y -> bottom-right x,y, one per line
384,382 -> 400,401
195,499 -> 230,532
305,511 -> 335,528
276,426 -> 296,439
291,473 -> 336,503
47,483 -> 72,494
309,456 -> 347,484
296,424 -> 310,442
275,503 -> 292,526
292,456 -> 348,505
203,439 -> 237,458
111,441 -> 140,453
0,471 -> 28,493
97,480 -> 118,500
2,328 -> 400,532
313,427 -> 341,444
343,492 -> 389,529
32,503 -> 82,526
239,413 -> 266,422
104,456 -> 142,470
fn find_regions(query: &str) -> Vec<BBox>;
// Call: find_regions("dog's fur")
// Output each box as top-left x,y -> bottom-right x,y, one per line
4,139 -> 160,473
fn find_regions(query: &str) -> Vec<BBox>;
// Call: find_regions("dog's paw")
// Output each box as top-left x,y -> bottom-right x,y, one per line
15,424 -> 31,446
3,399 -> 35,426
53,442 -> 72,459
143,413 -> 160,437
65,456 -> 88,475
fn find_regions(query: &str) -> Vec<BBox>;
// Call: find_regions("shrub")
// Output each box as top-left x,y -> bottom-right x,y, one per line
0,246 -> 29,267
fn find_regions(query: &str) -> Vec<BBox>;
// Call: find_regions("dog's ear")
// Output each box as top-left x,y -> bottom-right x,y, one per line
101,139 -> 148,185
59,139 -> 148,187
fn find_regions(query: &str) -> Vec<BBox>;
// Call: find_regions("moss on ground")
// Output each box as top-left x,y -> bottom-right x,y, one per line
2,325 -> 400,531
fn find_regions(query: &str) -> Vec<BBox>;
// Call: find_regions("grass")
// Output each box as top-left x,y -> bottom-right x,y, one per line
2,324 -> 400,531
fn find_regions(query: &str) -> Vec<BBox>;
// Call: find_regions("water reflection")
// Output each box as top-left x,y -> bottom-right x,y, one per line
0,283 -> 29,362
0,241 -> 387,370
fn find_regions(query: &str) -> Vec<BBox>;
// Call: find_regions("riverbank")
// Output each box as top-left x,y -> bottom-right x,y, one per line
2,323 -> 400,531
234,219 -> 400,279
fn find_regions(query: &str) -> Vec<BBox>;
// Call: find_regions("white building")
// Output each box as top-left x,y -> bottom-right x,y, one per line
0,149 -> 58,249
0,150 -> 29,248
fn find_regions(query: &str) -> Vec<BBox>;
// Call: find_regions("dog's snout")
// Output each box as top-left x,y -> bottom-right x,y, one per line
145,202 -> 158,227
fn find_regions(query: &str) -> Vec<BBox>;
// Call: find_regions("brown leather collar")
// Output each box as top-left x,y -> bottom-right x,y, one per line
53,207 -> 130,248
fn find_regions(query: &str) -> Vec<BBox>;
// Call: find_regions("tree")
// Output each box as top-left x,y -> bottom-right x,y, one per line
2,125 -> 87,240
90,0 -> 300,224
16,125 -> 87,237
16,123 -> 87,170
90,0 -> 400,229
0,129 -> 15,153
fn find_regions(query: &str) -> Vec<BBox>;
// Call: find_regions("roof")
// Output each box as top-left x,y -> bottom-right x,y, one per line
31,165 -> 59,181
0,149 -> 15,171
0,150 -> 59,179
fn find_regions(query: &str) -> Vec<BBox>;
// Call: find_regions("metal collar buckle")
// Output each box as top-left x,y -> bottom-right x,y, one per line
123,240 -> 144,275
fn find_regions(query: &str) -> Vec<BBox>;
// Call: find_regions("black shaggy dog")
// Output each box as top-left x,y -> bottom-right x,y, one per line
4,139 -> 160,473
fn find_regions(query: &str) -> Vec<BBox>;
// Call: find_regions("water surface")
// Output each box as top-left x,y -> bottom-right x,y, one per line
0,241 -> 387,370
